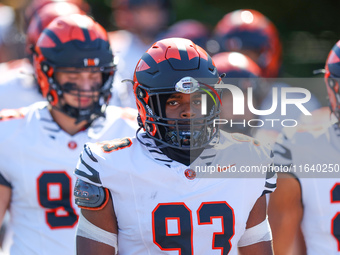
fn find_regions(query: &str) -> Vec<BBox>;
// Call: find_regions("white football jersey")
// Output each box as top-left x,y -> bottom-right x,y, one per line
0,59 -> 44,110
0,102 -> 138,255
273,122 -> 340,255
75,131 -> 276,255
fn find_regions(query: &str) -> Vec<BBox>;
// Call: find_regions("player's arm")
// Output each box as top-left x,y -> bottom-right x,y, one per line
0,185 -> 10,225
74,179 -> 118,255
238,195 -> 273,255
268,172 -> 304,255
0,173 -> 11,226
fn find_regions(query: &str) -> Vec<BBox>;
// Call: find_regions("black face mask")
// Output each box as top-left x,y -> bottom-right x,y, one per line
49,71 -> 113,124
56,82 -> 103,124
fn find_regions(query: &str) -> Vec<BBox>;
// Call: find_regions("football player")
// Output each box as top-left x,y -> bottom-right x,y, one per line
212,9 -> 282,79
212,9 -> 321,146
0,14 -> 138,255
23,0 -> 90,31
212,51 -> 263,136
74,37 -> 277,255
0,1 -> 85,110
161,19 -> 210,49
268,40 -> 340,254
109,0 -> 172,108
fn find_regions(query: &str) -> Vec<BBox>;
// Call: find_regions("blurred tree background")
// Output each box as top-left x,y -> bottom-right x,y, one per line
2,0 -> 339,103
87,0 -> 340,78
85,0 -> 339,105
3,0 -> 340,77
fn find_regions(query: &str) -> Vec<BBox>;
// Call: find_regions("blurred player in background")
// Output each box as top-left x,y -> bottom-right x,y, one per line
211,9 -> 321,146
109,0 -> 172,108
74,37 -> 276,255
0,2 -> 22,63
0,1 -> 86,110
212,51 -> 264,136
0,14 -> 137,255
268,40 -> 340,255
161,19 -> 210,49
23,0 -> 90,28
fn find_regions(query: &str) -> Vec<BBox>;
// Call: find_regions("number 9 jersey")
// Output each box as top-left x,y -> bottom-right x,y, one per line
0,102 -> 138,255
74,130 -> 276,254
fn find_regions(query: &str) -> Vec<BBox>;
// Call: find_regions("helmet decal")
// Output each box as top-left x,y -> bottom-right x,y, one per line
175,77 -> 200,94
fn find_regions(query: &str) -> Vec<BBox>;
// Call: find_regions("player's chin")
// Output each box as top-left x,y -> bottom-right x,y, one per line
72,97 -> 99,108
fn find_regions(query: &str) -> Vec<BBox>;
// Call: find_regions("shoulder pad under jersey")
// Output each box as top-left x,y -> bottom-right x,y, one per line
74,179 -> 109,210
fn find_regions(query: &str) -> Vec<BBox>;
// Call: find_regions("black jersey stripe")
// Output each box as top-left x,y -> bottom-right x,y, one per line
75,155 -> 102,185
148,149 -> 164,155
154,158 -> 173,163
261,190 -> 273,196
265,182 -> 277,189
0,172 -> 11,188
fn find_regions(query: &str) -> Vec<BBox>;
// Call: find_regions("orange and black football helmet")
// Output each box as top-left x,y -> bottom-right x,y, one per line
213,9 -> 282,78
133,37 -> 222,149
213,52 -> 261,81
33,14 -> 115,123
212,51 -> 264,95
212,51 -> 264,135
324,40 -> 340,121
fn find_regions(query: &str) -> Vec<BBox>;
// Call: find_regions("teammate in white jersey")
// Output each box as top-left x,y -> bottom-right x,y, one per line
74,37 -> 277,255
0,1 -> 86,110
108,0 -> 172,108
0,14 -> 138,255
268,40 -> 340,254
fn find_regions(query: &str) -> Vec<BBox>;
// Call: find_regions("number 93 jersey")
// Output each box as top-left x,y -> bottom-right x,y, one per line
0,102 -> 138,255
75,131 -> 276,255
274,122 -> 340,254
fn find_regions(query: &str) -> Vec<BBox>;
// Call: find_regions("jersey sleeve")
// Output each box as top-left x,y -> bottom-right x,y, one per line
260,143 -> 277,196
0,107 -> 28,186
271,129 -> 302,182
273,131 -> 293,166
0,172 -> 11,188
231,133 -> 277,197
74,142 -> 104,187
261,164 -> 277,196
